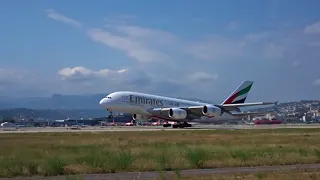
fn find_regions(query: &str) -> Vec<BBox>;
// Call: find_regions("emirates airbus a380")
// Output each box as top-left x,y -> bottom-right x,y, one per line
99,81 -> 278,128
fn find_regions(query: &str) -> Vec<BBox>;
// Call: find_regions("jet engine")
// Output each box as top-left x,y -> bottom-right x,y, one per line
168,108 -> 187,120
132,114 -> 150,121
202,105 -> 222,117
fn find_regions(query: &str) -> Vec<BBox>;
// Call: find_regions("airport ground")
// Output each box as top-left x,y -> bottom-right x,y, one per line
1,126 -> 320,179
1,166 -> 320,180
2,123 -> 320,133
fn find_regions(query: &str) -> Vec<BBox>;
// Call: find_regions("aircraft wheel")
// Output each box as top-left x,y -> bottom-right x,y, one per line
181,122 -> 191,128
172,124 -> 179,128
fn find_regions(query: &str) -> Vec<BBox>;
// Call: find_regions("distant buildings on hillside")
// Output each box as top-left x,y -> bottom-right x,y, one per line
248,100 -> 320,123
0,100 -> 319,125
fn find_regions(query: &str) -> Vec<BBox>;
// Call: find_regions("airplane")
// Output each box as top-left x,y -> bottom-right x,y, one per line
99,80 -> 278,128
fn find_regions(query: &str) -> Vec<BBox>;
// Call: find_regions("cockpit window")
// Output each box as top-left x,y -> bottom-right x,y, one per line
106,96 -> 112,99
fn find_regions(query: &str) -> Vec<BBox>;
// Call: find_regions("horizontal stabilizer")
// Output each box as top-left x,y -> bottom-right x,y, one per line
230,111 -> 277,117
222,101 -> 278,108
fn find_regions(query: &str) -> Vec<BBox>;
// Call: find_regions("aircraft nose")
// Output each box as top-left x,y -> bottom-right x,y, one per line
99,98 -> 108,106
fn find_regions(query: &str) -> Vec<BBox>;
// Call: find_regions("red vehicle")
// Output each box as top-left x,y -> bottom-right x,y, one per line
254,119 -> 282,125
124,120 -> 134,126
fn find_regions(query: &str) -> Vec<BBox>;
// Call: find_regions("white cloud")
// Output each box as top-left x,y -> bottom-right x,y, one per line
46,9 -> 260,63
45,9 -> 82,27
186,36 -> 247,61
87,28 -> 170,62
111,25 -> 176,41
304,21 -> 320,34
0,68 -> 51,97
245,32 -> 270,42
0,68 -> 27,84
56,66 -> 142,95
313,79 -> 320,86
58,66 -> 128,82
188,72 -> 219,82
42,10 -> 320,100
263,43 -> 286,59
55,65 -> 195,97
44,9 -> 278,63
104,14 -> 136,25
86,18 -> 178,62
56,66 -> 219,96
45,10 -> 174,63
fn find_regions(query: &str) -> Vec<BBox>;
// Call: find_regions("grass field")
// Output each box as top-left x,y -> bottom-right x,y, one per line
64,169 -> 320,180
1,128 -> 320,177
156,169 -> 320,180
173,170 -> 320,180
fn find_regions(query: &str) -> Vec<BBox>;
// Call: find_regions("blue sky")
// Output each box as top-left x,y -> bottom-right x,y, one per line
0,0 -> 319,102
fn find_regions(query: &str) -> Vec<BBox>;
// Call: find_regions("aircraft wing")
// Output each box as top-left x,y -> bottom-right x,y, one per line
146,101 -> 278,122
147,106 -> 209,122
217,101 -> 278,112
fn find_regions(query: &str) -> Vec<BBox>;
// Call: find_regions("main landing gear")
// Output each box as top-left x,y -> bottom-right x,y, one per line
162,123 -> 171,127
163,122 -> 192,128
107,109 -> 113,119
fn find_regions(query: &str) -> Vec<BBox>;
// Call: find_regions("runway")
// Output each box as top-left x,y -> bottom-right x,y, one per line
1,124 -> 320,133
1,163 -> 320,180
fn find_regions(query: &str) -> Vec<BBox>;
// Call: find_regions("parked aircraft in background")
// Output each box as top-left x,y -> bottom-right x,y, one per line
99,81 -> 277,128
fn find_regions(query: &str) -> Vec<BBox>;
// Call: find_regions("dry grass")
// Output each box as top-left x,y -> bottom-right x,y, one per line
154,169 -> 320,180
1,128 -> 320,177
65,169 -> 320,180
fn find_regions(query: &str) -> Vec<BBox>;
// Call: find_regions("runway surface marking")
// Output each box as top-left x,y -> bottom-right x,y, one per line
1,163 -> 320,180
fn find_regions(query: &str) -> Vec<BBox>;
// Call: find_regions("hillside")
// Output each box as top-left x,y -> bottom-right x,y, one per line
0,108 -> 108,120
247,100 -> 320,116
0,94 -> 106,109
0,94 -> 214,109
0,99 -> 318,120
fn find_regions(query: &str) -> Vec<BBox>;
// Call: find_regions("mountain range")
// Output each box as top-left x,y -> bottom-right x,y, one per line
0,94 -> 317,120
0,94 -> 215,109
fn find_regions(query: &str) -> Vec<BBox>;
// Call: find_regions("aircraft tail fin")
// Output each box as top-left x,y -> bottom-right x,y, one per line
222,81 -> 253,105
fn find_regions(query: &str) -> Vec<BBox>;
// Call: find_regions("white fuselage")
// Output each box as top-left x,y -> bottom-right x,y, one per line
99,91 -> 207,113
99,91 -> 240,121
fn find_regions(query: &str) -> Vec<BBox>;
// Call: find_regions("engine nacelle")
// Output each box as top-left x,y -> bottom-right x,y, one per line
202,105 -> 222,117
168,108 -> 187,120
132,114 -> 150,121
